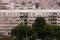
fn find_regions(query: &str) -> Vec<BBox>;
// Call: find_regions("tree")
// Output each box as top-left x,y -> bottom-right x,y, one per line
32,17 -> 46,31
43,24 -> 54,40
10,16 -> 60,40
55,26 -> 60,40
43,24 -> 60,40
11,23 -> 33,40
32,17 -> 46,39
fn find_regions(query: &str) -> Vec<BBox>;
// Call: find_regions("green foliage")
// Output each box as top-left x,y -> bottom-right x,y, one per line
0,37 -> 13,40
55,26 -> 60,39
43,24 -> 52,35
32,17 -> 46,31
32,17 -> 46,39
11,17 -> 60,40
35,17 -> 46,27
43,24 -> 60,40
32,17 -> 60,39
11,23 -> 33,40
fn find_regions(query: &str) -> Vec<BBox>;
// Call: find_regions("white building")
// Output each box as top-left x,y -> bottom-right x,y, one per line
0,9 -> 59,35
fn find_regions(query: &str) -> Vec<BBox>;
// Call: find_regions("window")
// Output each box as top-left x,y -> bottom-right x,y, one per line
21,1 -> 26,5
46,13 -> 47,15
10,23 -> 14,24
24,19 -> 27,21
19,16 -> 24,18
24,16 -> 28,18
0,13 -> 2,15
8,13 -> 12,15
24,23 -> 27,25
15,23 -> 18,24
51,22 -> 57,24
15,17 -> 18,18
53,13 -> 57,15
29,20 -> 33,21
10,13 -> 12,15
16,20 -> 19,21
58,19 -> 60,21
28,1 -> 32,3
58,23 -> 60,24
3,13 -> 6,15
53,0 -> 57,1
8,32 -> 10,35
51,5 -> 53,7
14,6 -> 19,7
29,13 -> 31,15
13,13 -> 15,15
49,19 -> 57,21
17,13 -> 18,15
20,13 -> 23,14
33,13 -> 35,15
35,3 -> 39,9
10,20 -> 12,21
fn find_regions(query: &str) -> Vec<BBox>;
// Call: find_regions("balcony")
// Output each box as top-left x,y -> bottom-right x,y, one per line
49,21 -> 57,24
48,19 -> 57,21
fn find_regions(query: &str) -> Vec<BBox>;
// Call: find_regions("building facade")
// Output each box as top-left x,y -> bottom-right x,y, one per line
0,9 -> 59,35
0,0 -> 60,10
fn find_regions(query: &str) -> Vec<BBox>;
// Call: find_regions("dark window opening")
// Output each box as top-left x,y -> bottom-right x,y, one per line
24,19 -> 27,21
19,16 -> 24,18
35,3 -> 39,9
24,23 -> 27,25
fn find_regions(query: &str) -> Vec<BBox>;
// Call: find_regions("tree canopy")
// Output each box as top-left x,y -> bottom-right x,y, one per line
32,17 -> 46,31
11,23 -> 33,40
11,17 -> 60,40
